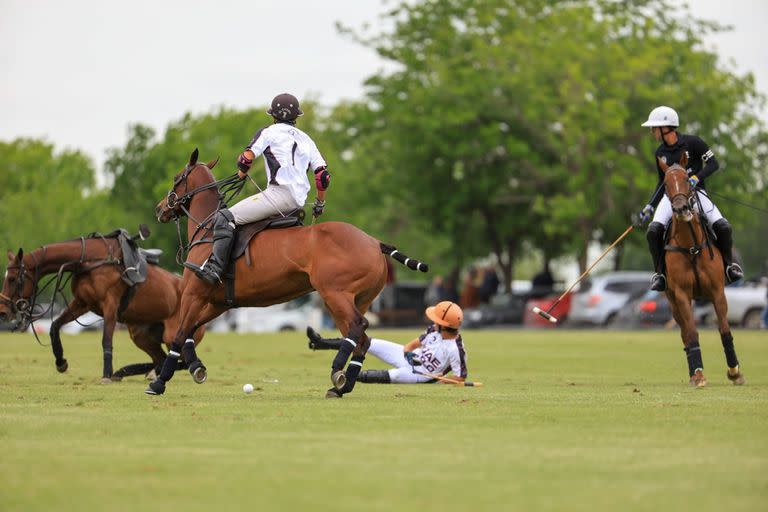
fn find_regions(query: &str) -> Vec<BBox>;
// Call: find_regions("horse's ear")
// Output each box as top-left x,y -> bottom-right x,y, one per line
7,251 -> 14,261
189,148 -> 199,167
207,156 -> 220,169
15,248 -> 23,261
657,156 -> 668,173
679,152 -> 688,169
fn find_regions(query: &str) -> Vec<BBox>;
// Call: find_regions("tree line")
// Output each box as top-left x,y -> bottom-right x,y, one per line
2,0 -> 767,290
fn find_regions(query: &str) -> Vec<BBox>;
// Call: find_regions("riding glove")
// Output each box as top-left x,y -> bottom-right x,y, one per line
688,175 -> 699,188
404,351 -> 422,366
640,204 -> 654,223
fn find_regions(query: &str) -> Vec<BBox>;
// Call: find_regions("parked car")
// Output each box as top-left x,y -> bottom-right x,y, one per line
567,271 -> 652,327
210,293 -> 324,333
464,293 -> 529,327
612,290 -> 709,329
370,282 -> 428,327
696,282 -> 767,329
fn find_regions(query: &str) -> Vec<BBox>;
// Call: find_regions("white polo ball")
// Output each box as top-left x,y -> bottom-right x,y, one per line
243,383 -> 254,394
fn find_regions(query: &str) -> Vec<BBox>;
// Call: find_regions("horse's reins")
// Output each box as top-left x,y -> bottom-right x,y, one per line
165,165 -> 244,265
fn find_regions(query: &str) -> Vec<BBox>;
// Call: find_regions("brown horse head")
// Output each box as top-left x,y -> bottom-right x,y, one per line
0,248 -> 36,329
659,153 -> 693,222
155,148 -> 220,223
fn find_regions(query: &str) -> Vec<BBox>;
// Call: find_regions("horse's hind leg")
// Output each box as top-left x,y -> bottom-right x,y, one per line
322,291 -> 371,398
712,292 -> 745,385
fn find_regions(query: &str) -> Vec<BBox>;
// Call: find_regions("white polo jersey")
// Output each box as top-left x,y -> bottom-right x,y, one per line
414,325 -> 467,378
247,123 -> 326,206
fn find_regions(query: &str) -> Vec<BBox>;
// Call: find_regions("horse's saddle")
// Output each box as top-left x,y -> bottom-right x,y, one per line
90,228 -> 163,287
229,210 -> 304,266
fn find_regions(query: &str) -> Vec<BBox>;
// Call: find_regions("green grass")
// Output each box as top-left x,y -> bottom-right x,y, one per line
1,328 -> 766,511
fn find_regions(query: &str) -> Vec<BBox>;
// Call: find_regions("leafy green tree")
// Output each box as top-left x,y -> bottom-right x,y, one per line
336,0 -> 767,287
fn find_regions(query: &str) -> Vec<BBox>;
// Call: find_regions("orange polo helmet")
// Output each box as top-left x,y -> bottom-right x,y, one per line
425,301 -> 463,329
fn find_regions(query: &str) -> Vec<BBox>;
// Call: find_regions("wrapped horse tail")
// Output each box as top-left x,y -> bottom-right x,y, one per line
380,243 -> 429,272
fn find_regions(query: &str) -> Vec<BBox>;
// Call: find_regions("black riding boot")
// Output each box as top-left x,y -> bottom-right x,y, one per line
357,369 -> 391,384
712,219 -> 744,282
185,209 -> 235,285
306,326 -> 343,350
646,222 -> 667,291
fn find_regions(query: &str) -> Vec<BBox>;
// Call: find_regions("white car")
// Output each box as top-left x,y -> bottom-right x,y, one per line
696,282 -> 767,329
568,271 -> 653,326
208,293 -> 325,333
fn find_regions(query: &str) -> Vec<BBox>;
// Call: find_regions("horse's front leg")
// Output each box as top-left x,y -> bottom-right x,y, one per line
712,292 -> 745,385
145,298 -> 224,396
669,290 -> 707,387
49,299 -> 88,374
322,293 -> 371,398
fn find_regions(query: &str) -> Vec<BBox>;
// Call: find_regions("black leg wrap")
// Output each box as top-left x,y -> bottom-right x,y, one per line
720,332 -> 739,368
340,355 -> 365,394
357,369 -> 391,384
113,363 -> 156,379
103,351 -> 113,377
158,343 -> 183,382
331,339 -> 355,373
181,338 -> 198,365
307,327 -> 343,350
685,340 -> 703,377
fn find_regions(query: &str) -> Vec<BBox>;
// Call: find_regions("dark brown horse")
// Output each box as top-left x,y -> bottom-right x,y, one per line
0,235 -> 205,382
146,149 -> 428,398
660,155 -> 745,387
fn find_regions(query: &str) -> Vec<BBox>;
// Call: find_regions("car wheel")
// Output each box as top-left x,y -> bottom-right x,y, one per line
742,309 -> 763,329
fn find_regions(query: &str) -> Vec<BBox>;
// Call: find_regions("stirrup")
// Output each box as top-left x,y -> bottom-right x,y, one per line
650,273 -> 666,292
183,261 -> 222,285
726,263 -> 743,282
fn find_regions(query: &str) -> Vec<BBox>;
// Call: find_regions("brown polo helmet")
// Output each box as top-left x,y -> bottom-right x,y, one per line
267,93 -> 303,121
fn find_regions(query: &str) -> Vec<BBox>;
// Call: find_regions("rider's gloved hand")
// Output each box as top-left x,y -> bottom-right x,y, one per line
639,204 -> 654,224
404,351 -> 422,366
236,151 -> 253,172
688,175 -> 699,188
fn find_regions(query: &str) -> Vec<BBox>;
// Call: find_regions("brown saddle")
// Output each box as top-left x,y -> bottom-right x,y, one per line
230,210 -> 304,266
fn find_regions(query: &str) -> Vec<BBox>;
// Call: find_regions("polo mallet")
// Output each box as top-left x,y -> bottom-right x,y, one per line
532,225 -> 635,323
415,370 -> 484,387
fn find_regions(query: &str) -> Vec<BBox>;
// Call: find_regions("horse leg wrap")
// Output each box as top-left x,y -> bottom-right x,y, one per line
181,338 -> 198,365
357,369 -> 391,384
113,363 -> 155,379
340,355 -> 365,394
720,331 -> 739,369
103,350 -> 113,378
158,343 -> 183,382
684,340 -> 703,377
331,338 -> 356,373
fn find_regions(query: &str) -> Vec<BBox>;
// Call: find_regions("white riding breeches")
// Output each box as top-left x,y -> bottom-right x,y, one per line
652,190 -> 724,226
367,338 -> 434,384
228,185 -> 301,225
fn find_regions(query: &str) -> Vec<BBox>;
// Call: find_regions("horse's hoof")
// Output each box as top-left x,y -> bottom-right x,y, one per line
191,366 -> 207,384
145,379 -> 166,395
331,370 -> 346,390
56,360 -> 68,373
100,377 -> 113,385
325,388 -> 343,399
727,368 -> 746,386
689,370 -> 707,388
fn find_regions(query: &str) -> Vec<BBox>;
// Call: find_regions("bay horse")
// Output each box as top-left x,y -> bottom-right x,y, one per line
146,148 -> 428,398
0,233 -> 205,382
660,155 -> 745,387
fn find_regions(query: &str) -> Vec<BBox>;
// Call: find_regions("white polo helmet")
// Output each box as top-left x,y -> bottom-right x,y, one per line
641,106 -> 679,127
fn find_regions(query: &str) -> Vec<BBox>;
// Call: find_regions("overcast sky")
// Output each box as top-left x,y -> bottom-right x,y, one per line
2,0 -> 766,168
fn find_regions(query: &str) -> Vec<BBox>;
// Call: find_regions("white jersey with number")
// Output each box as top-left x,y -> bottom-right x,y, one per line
415,325 -> 467,378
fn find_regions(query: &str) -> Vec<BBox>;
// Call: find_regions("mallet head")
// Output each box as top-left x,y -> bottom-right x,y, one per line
532,306 -> 558,323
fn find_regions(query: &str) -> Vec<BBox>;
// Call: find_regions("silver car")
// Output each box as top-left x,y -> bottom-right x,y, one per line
568,271 -> 652,326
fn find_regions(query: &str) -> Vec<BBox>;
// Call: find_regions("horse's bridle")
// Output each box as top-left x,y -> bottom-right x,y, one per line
666,167 -> 695,217
0,249 -> 45,326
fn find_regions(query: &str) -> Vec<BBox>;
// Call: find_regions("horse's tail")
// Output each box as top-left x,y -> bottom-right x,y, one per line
380,243 -> 429,273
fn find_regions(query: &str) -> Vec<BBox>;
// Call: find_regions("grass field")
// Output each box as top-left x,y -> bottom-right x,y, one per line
1,327 -> 766,511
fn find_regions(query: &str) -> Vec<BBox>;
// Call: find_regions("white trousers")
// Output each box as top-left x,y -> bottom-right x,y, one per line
367,338 -> 434,384
228,185 -> 301,225
652,190 -> 724,226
